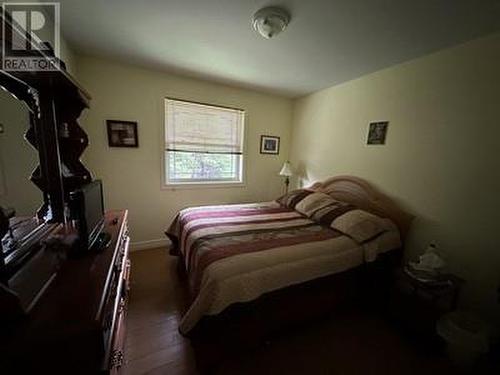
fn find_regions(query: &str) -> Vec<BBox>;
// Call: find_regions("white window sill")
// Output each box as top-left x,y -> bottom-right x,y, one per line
162,181 -> 246,190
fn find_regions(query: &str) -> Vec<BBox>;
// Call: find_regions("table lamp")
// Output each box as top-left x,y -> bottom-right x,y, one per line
279,161 -> 293,193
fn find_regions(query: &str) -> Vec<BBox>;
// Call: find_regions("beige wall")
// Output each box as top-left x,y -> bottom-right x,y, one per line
77,56 -> 293,249
290,33 -> 500,326
60,36 -> 76,75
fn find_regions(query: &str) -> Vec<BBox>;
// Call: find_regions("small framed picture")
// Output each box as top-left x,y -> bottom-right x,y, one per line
106,120 -> 139,148
367,121 -> 389,145
260,135 -> 280,155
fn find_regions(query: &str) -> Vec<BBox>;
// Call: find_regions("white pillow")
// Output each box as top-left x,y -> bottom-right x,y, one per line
331,209 -> 389,243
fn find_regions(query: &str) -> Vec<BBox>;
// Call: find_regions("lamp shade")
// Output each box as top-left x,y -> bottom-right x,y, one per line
279,161 -> 293,177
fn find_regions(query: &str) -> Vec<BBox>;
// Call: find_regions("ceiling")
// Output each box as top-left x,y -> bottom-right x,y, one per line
57,0 -> 500,97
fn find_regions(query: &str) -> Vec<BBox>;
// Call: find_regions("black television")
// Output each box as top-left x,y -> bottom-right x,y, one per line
70,180 -> 106,250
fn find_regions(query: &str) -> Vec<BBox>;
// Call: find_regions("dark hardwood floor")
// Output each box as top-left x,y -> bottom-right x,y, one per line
124,248 -> 456,375
124,247 -> 195,375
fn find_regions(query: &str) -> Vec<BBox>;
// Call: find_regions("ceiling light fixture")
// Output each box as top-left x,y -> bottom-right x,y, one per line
252,7 -> 290,39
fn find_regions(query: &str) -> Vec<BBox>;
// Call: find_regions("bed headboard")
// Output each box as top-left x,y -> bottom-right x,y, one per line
310,176 -> 414,240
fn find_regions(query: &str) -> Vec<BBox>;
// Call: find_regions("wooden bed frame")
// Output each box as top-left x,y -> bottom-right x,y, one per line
177,176 -> 414,372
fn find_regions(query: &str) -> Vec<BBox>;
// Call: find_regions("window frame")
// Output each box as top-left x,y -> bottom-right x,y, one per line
162,97 -> 246,189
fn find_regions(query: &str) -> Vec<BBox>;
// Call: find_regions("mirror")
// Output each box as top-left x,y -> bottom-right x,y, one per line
0,89 -> 43,253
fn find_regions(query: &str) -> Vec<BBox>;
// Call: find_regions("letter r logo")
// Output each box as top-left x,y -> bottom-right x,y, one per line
3,3 -> 59,56
11,9 -> 48,50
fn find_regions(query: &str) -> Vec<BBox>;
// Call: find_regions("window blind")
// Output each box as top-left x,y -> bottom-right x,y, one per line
165,99 -> 244,155
164,98 -> 245,184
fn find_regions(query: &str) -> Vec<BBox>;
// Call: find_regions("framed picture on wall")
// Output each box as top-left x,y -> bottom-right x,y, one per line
367,121 -> 388,145
260,135 -> 280,154
106,120 -> 139,147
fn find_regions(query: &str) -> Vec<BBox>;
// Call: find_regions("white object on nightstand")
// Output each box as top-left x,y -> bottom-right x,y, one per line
409,242 -> 446,275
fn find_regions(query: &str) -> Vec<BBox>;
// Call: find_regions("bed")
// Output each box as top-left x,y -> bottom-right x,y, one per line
166,176 -> 413,369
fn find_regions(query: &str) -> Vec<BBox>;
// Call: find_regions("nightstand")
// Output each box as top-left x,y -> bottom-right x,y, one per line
387,268 -> 464,340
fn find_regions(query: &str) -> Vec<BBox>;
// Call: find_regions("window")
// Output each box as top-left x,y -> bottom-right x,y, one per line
164,98 -> 245,185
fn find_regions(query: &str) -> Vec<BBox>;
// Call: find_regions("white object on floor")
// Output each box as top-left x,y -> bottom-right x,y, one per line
437,310 -> 489,367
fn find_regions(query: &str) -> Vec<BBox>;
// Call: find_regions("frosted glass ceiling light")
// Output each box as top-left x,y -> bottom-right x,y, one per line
252,7 -> 290,39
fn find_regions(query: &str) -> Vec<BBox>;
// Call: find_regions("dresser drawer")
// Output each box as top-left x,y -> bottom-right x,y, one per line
108,297 -> 127,374
102,234 -> 130,372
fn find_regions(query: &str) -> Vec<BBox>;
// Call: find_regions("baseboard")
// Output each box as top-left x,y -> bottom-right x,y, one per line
130,238 -> 170,252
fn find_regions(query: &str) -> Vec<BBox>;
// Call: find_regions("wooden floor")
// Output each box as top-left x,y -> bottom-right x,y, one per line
124,248 -> 456,375
124,247 -> 195,375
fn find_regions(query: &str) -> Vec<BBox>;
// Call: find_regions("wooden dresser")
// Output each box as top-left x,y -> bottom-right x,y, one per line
1,210 -> 131,374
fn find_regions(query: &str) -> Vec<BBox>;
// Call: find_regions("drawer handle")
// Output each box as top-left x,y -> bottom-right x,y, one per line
110,349 -> 124,368
118,298 -> 126,314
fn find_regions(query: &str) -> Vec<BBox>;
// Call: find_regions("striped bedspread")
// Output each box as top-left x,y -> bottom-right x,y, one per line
167,202 -> 341,293
166,201 -> 400,334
